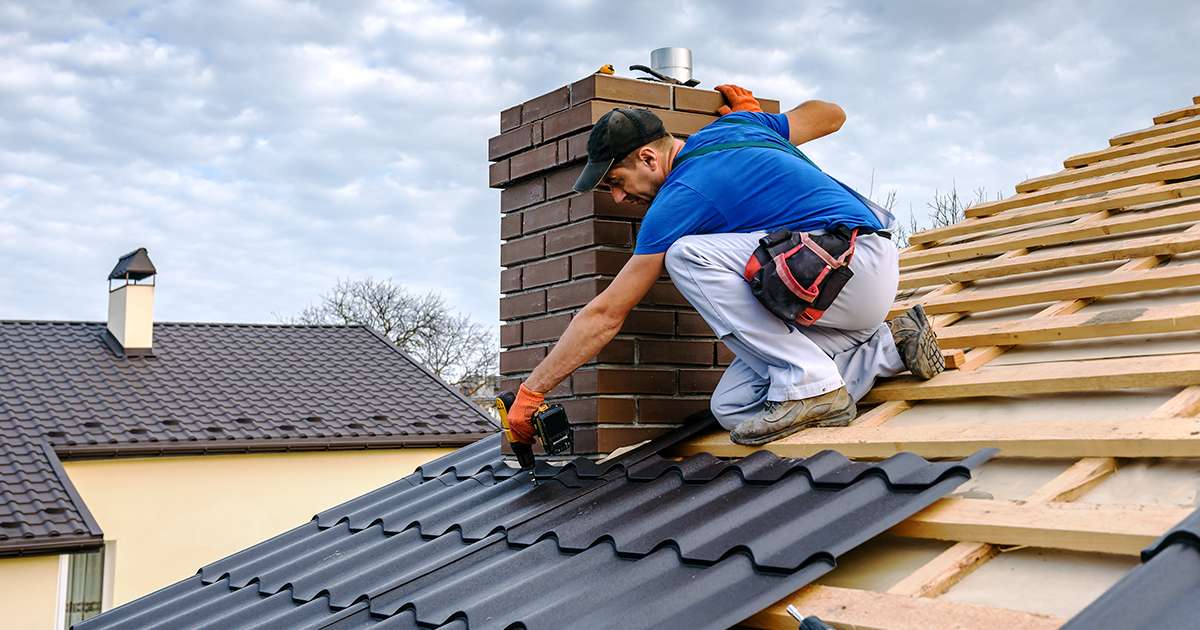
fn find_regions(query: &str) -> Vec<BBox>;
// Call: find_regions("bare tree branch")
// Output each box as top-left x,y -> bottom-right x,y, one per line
279,278 -> 498,394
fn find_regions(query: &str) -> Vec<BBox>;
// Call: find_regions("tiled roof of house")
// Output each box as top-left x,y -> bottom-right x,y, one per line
74,422 -> 993,629
0,321 -> 494,556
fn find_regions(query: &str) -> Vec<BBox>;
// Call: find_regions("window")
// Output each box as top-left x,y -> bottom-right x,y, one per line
62,548 -> 105,628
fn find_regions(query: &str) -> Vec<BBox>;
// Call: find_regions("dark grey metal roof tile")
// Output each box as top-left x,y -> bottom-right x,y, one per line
79,421 -> 994,629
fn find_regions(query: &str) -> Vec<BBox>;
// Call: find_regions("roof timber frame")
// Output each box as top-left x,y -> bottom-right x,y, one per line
685,95 -> 1200,629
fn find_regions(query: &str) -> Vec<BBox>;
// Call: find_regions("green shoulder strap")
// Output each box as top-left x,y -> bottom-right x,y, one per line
673,117 -> 821,170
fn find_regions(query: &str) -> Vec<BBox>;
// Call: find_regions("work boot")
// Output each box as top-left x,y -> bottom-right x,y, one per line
887,304 -> 944,380
729,387 -> 855,446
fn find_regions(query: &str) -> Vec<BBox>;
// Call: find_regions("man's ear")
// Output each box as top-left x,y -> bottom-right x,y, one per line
638,146 -> 659,171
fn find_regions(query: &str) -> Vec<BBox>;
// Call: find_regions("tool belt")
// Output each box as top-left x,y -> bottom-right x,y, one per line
743,225 -> 860,326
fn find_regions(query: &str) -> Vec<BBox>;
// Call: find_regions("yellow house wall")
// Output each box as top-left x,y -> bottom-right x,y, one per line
63,447 -> 451,608
0,554 -> 60,630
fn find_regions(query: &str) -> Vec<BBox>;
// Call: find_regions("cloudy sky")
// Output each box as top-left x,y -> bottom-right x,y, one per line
2,1 -> 1196,332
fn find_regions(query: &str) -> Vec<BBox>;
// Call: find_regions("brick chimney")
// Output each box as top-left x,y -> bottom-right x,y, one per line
491,73 -> 780,456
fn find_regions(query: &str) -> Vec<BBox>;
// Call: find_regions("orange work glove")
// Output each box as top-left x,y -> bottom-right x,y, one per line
504,383 -> 544,445
715,84 -> 763,116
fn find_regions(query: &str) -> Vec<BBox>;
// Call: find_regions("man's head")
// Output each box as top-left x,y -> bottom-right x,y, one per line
573,108 -> 672,205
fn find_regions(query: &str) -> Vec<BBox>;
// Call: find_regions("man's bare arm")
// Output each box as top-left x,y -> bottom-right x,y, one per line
785,100 -> 846,145
525,253 -> 666,393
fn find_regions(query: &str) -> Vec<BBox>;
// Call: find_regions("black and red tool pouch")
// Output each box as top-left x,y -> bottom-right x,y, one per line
743,226 -> 859,326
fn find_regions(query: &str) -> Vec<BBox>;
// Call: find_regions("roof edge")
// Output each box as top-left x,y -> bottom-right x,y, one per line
39,440 -> 103,538
0,533 -> 105,559
52,433 -> 494,461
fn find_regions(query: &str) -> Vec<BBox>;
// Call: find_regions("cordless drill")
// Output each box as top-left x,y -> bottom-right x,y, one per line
494,391 -> 574,478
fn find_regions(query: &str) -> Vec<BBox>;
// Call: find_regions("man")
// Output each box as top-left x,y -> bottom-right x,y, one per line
505,85 -> 943,447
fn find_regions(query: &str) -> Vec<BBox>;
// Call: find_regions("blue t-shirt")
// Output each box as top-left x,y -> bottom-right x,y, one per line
634,111 -> 881,255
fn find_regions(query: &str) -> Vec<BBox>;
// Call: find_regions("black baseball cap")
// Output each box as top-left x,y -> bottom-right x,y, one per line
572,108 -> 667,193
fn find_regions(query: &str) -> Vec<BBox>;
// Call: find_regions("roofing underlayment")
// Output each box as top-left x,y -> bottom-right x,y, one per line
0,322 -> 493,556
74,423 -> 993,629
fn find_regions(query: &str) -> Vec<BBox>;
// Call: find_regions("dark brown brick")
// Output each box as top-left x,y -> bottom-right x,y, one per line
499,346 -> 547,375
488,126 -> 533,161
571,74 -> 672,109
679,369 -> 723,394
557,138 -> 576,166
557,397 -> 637,425
501,105 -> 522,132
499,290 -> 546,320
587,339 -> 635,364
500,323 -> 522,348
501,178 -> 546,213
545,220 -> 633,256
521,257 -> 570,288
545,379 -> 571,399
547,278 -> 610,311
655,109 -> 717,138
572,368 -> 675,395
522,199 -> 570,233
489,160 -> 510,188
595,426 -> 672,453
523,313 -> 573,343
532,120 -> 544,145
564,130 -> 589,163
500,268 -> 521,293
571,249 -> 631,278
499,377 -> 522,394
639,340 -> 714,365
673,85 -> 781,115
522,86 -> 570,125
716,342 -> 736,366
542,102 -> 595,141
510,143 -> 559,180
500,234 -> 544,266
569,190 -> 646,221
546,164 -> 585,199
642,281 -> 690,307
569,427 -> 598,455
638,398 -> 711,424
620,310 -> 674,335
676,312 -> 714,337
500,213 -> 522,240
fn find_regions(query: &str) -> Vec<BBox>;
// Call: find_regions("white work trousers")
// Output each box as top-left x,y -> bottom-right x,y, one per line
664,231 -> 905,429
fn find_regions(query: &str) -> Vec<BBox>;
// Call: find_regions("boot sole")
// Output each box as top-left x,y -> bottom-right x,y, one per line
908,305 -> 945,380
730,402 -> 856,446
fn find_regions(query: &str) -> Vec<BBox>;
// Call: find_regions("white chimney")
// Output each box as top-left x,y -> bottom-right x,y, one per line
106,248 -> 156,356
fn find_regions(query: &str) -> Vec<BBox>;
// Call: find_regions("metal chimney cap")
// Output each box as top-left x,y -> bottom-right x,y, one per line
108,248 -> 157,281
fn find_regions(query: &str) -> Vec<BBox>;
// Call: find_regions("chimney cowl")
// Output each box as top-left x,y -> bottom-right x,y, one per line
108,248 -> 157,282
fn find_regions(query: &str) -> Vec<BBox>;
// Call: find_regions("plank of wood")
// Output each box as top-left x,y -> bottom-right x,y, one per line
1109,114 -> 1200,147
1065,125 -> 1200,168
886,497 -> 1192,555
1155,105 -> 1200,125
887,457 -> 1119,598
901,192 -> 1200,266
899,229 -> 1200,290
892,264 -> 1200,319
886,541 -> 998,598
965,159 -> 1200,219
1024,457 -> 1118,503
743,585 -> 1066,630
853,400 -> 913,427
1145,385 -> 1200,418
862,352 -> 1200,402
1017,141 -> 1200,193
934,301 -> 1200,349
670,416 -> 1200,460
